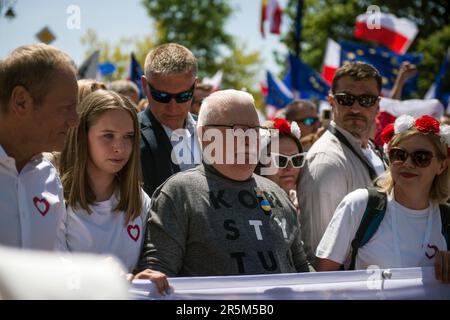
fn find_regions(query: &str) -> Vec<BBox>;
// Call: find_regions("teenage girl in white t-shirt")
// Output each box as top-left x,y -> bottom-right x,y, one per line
58,90 -> 169,293
316,115 -> 450,283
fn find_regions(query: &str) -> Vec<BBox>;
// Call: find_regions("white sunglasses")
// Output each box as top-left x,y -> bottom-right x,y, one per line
271,152 -> 307,168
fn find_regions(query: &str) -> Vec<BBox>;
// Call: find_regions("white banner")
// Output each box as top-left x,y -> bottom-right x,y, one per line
130,267 -> 450,300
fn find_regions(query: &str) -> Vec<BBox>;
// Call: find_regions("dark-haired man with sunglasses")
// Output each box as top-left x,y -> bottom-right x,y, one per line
298,62 -> 387,263
138,43 -> 202,197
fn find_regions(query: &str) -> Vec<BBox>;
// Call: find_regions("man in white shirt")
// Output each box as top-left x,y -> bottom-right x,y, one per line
298,62 -> 386,262
138,43 -> 202,197
0,44 -> 79,250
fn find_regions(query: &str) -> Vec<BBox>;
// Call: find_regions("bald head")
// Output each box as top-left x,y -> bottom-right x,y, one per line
198,89 -> 258,126
197,90 -> 260,181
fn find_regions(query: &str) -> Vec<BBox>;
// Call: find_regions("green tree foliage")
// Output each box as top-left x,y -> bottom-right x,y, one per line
81,1 -> 264,106
80,28 -> 154,81
281,0 -> 449,96
141,0 -> 234,79
141,0 -> 264,107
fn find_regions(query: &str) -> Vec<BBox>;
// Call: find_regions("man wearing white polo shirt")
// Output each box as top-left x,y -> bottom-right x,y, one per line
0,44 -> 79,250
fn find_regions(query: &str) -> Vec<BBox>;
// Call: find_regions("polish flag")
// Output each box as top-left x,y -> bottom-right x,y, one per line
268,0 -> 282,34
322,38 -> 341,85
355,13 -> 418,54
260,0 -> 282,36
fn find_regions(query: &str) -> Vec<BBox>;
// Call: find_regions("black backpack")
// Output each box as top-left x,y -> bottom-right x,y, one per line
348,187 -> 450,270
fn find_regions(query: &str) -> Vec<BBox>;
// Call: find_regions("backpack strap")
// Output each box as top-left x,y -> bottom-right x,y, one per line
348,188 -> 387,270
438,203 -> 450,250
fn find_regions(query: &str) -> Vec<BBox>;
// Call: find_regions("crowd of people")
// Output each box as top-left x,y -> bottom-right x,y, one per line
0,42 -> 449,297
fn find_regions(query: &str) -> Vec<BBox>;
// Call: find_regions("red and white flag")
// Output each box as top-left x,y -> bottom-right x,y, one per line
260,0 -> 282,37
355,12 -> 418,54
322,38 -> 341,85
202,70 -> 223,91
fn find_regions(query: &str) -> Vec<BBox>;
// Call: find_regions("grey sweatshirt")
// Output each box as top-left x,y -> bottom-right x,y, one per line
136,164 -> 310,277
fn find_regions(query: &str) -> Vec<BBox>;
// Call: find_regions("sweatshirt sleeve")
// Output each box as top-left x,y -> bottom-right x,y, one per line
135,189 -> 188,276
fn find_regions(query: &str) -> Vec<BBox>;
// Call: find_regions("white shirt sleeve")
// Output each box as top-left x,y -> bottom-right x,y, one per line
299,152 -> 350,256
315,188 -> 369,265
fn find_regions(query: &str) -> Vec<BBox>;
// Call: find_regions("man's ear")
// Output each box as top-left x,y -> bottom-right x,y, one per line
10,86 -> 33,116
141,75 -> 150,100
327,93 -> 333,106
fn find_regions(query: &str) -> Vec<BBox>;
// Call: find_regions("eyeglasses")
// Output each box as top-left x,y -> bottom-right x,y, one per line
206,124 -> 267,132
333,93 -> 379,108
295,117 -> 320,126
388,148 -> 435,168
271,152 -> 307,168
147,82 -> 195,103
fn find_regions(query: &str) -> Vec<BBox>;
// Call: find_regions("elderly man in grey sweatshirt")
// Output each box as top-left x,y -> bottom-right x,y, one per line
135,89 -> 311,277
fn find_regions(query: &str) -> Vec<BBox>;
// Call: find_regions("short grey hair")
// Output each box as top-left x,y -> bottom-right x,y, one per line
197,89 -> 255,126
144,43 -> 197,78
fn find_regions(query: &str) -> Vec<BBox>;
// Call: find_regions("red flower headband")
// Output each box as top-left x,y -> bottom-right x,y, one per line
380,115 -> 450,157
273,118 -> 301,139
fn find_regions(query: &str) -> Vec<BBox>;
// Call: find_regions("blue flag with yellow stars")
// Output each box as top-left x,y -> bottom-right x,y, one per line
339,41 -> 422,97
288,54 -> 330,101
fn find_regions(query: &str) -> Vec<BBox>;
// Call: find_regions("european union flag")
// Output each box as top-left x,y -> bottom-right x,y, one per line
426,48 -> 450,107
128,53 -> 145,100
288,54 -> 330,101
339,41 -> 422,97
266,71 -> 293,109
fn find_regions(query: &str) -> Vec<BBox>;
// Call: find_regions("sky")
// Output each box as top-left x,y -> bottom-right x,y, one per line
0,0 -> 291,81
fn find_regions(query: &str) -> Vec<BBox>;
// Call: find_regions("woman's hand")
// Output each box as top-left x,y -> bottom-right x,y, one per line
435,250 -> 450,284
133,269 -> 172,295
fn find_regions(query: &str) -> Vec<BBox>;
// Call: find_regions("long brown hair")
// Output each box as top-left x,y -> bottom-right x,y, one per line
60,90 -> 142,225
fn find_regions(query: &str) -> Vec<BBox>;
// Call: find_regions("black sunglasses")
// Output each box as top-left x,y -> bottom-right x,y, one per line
295,117 -> 319,126
147,82 -> 195,103
388,148 -> 435,168
272,152 -> 307,168
333,93 -> 379,108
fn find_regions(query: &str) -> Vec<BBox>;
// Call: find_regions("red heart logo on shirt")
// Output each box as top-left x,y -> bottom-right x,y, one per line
127,225 -> 140,242
425,244 -> 439,259
33,197 -> 50,216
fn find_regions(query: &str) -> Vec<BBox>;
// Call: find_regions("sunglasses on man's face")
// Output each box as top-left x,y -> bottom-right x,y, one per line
388,148 -> 435,168
147,82 -> 195,103
333,93 -> 379,108
296,117 -> 319,126
271,152 -> 307,169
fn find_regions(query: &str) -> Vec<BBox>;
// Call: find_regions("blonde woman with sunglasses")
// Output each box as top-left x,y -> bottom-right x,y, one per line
316,115 -> 450,283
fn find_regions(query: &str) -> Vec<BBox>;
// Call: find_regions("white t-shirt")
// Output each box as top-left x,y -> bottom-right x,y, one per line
63,189 -> 151,273
316,188 -> 447,270
0,146 -> 67,250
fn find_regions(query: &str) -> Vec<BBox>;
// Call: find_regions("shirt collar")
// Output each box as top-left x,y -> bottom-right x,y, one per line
330,120 -> 364,148
162,113 -> 197,138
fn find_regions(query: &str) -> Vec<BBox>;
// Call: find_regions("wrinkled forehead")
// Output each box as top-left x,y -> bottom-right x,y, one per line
334,76 -> 379,95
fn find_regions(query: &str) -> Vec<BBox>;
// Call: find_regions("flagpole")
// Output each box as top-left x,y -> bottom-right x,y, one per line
293,0 -> 303,57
